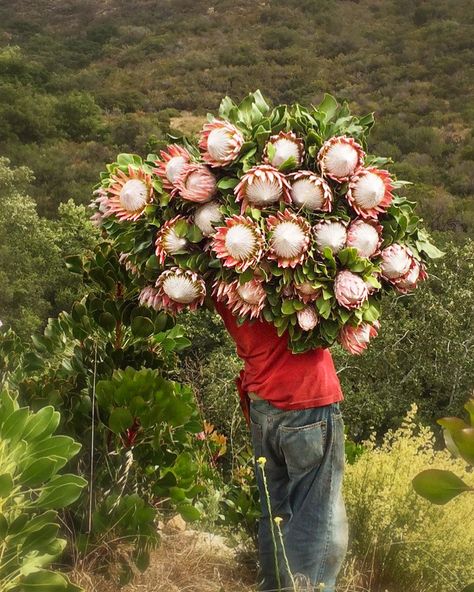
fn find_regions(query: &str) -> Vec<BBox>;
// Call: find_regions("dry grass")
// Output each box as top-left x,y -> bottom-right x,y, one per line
169,112 -> 206,137
71,530 -> 258,592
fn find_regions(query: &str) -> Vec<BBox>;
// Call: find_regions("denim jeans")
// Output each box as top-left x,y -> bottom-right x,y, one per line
249,399 -> 348,592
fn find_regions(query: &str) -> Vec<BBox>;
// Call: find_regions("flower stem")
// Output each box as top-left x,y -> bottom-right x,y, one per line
258,458 -> 281,591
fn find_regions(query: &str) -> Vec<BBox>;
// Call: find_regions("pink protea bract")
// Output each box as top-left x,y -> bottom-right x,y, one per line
155,216 -> 189,264
234,164 -> 291,213
313,219 -> 348,254
138,285 -> 162,311
296,306 -> 319,331
345,167 -> 394,219
339,320 -> 381,355
199,119 -> 244,167
105,165 -> 154,222
393,258 -> 428,294
264,131 -> 304,169
173,163 -> 217,203
154,267 -> 206,314
293,281 -> 321,303
211,215 -> 265,272
118,252 -> 140,276
213,277 -> 267,319
334,270 -> 369,309
346,218 -> 383,258
153,144 -> 191,192
193,201 -> 223,237
288,171 -> 333,212
266,209 -> 312,268
317,136 -> 365,183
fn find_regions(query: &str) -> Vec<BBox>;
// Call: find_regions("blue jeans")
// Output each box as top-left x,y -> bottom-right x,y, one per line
249,399 -> 348,592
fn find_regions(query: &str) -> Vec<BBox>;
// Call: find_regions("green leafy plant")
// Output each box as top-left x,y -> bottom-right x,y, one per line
0,389 -> 86,592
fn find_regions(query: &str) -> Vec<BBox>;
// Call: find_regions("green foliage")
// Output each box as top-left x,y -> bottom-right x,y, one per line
0,390 -> 85,592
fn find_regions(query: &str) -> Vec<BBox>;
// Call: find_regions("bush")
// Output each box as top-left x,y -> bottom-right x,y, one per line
343,404 -> 474,592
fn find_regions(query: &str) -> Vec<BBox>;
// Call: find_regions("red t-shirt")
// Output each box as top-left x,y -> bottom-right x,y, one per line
213,299 -> 344,424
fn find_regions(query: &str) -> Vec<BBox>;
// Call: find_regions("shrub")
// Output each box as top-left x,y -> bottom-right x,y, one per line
343,404 -> 474,592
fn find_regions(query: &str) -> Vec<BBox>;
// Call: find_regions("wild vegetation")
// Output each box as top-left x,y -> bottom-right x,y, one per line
0,1 -> 473,591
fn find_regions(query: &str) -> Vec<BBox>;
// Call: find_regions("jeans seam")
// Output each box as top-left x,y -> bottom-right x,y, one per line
316,427 -> 335,586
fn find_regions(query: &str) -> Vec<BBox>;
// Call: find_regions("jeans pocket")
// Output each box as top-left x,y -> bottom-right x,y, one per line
279,420 -> 327,474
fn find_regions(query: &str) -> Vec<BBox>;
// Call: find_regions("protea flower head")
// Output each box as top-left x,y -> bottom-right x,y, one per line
346,218 -> 383,258
339,320 -> 380,355
317,136 -> 365,182
153,144 -> 191,191
314,219 -> 348,254
334,270 -> 369,309
173,163 -> 217,203
393,258 -> 428,294
105,165 -> 154,221
193,201 -> 223,237
155,215 -> 189,264
213,277 -> 267,319
296,306 -> 319,331
90,187 -> 111,226
293,281 -> 321,303
199,119 -> 244,167
380,244 -> 413,280
154,267 -> 206,314
288,171 -> 333,212
345,167 -> 394,219
264,131 -> 304,169
234,164 -> 291,213
211,215 -> 265,272
266,210 -> 312,268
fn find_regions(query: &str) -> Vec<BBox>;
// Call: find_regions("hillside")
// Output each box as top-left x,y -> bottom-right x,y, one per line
0,0 -> 472,231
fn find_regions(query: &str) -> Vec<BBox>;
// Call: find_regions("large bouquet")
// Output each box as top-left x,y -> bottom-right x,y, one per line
91,91 -> 442,354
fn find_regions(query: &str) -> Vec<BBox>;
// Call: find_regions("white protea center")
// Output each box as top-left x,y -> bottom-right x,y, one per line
352,172 -> 386,209
271,221 -> 307,259
347,221 -> 381,258
246,177 -> 283,206
207,128 -> 235,162
225,225 -> 258,260
291,179 -> 324,209
194,201 -> 222,236
237,282 -> 264,305
162,275 -> 201,304
165,156 -> 187,184
314,221 -> 347,253
271,138 -> 301,168
325,144 -> 359,179
119,179 -> 149,211
163,228 -> 187,254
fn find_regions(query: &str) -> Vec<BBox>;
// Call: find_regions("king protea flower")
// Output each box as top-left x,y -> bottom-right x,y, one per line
173,163 -> 217,203
296,306 -> 319,331
213,277 -> 267,319
90,187 -> 110,226
345,167 -> 393,219
234,164 -> 291,213
193,201 -> 223,237
154,267 -> 206,314
155,216 -> 189,264
317,136 -> 365,182
266,210 -> 312,268
105,165 -> 154,221
118,252 -> 140,276
334,270 -> 369,309
314,220 -> 348,254
211,215 -> 265,272
346,219 -> 383,258
380,244 -> 413,281
293,281 -> 321,303
393,258 -> 428,294
339,320 -> 380,355
199,119 -> 244,167
288,171 -> 333,212
264,131 -> 304,169
153,144 -> 191,191
138,285 -> 162,311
